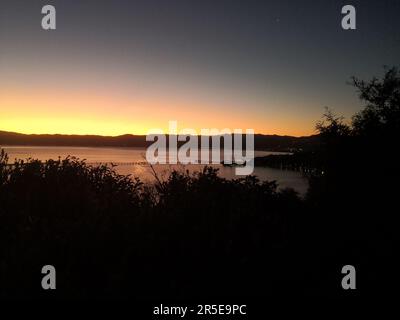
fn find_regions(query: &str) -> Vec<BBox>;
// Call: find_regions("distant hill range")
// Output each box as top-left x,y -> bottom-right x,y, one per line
0,130 -> 320,152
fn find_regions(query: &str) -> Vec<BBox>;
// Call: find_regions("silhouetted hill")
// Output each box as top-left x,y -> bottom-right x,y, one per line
0,130 -> 320,152
254,133 -> 320,151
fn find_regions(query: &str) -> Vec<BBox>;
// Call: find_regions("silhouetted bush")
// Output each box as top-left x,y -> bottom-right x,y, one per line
1,67 -> 398,299
0,154 -> 306,299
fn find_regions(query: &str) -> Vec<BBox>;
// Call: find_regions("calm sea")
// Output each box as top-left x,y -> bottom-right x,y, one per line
1,146 -> 309,195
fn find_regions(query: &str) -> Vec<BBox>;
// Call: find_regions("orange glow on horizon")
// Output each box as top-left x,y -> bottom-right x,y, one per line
0,86 -> 316,137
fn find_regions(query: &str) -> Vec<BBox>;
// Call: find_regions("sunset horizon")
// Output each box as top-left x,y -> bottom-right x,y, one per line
0,0 -> 398,305
3,1 -> 394,139
0,124 -> 318,138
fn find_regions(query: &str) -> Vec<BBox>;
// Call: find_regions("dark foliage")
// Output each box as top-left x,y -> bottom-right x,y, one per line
242,67 -> 399,296
0,154 -> 306,299
302,67 -> 399,295
0,67 -> 398,299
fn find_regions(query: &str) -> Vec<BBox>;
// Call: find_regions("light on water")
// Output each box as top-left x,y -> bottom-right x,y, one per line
2,146 -> 309,195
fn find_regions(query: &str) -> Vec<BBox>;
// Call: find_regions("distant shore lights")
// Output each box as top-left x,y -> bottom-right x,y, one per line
146,121 -> 254,175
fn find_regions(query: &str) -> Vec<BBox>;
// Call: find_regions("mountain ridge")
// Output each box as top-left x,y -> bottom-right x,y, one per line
0,130 -> 320,152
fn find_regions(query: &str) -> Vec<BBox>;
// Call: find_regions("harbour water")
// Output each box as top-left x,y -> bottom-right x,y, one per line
1,146 -> 309,195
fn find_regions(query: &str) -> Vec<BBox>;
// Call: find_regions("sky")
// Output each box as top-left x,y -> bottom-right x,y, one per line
0,0 -> 399,136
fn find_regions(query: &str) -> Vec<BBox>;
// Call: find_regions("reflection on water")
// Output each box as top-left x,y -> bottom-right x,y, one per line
2,146 -> 309,196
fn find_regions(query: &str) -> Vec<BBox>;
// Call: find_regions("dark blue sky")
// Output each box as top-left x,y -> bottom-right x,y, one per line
1,0 -> 399,135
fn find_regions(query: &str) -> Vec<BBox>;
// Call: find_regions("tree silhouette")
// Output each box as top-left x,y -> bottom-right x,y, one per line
0,66 -> 398,299
351,66 -> 400,136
